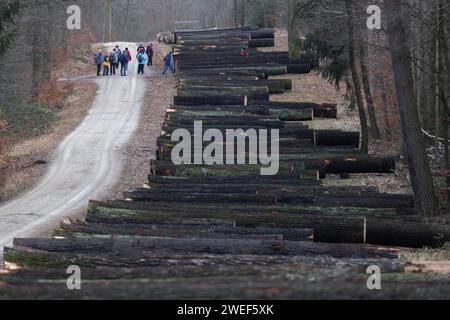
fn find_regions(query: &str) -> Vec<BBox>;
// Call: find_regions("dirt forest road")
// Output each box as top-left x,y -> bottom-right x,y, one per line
0,43 -> 151,251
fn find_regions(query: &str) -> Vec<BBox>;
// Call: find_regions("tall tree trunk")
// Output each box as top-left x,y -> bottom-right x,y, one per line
233,0 -> 238,27
31,17 -> 42,96
437,0 -> 450,209
386,0 -> 439,217
346,0 -> 369,153
287,0 -> 302,58
379,78 -> 392,140
123,0 -> 131,41
240,0 -> 246,27
106,0 -> 113,42
359,41 -> 381,140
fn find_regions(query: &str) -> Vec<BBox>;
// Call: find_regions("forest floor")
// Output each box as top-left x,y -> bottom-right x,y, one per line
267,30 -> 412,195
0,41 -> 175,247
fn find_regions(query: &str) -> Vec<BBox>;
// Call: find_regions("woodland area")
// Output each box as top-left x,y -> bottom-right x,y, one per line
285,0 -> 450,217
0,0 -> 450,301
0,1 -> 449,215
0,0 -> 236,186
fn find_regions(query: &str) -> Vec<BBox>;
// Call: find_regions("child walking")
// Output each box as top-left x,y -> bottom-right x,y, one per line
103,56 -> 110,76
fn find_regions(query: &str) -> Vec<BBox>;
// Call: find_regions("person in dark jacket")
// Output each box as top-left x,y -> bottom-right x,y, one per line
115,45 -> 121,69
146,44 -> 154,66
120,50 -> 129,76
137,42 -> 145,54
109,49 -> 117,75
94,50 -> 104,76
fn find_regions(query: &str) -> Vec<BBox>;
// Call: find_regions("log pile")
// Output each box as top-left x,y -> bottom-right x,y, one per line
1,28 -> 449,300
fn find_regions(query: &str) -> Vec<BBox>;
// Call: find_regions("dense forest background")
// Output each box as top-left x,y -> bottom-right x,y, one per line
0,0 -> 449,216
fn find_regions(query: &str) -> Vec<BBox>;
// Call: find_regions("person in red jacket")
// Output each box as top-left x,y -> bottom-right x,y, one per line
125,48 -> 132,62
146,44 -> 154,66
240,47 -> 249,57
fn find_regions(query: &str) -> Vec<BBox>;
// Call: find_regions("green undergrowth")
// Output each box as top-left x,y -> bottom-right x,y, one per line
5,103 -> 58,137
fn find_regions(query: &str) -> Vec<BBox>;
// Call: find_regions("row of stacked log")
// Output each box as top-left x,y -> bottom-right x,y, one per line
1,28 -> 449,300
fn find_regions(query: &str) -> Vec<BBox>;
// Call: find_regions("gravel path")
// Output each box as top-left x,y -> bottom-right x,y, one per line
0,43 -> 155,249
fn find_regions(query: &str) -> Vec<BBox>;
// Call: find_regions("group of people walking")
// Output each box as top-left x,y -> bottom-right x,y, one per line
94,42 -> 176,77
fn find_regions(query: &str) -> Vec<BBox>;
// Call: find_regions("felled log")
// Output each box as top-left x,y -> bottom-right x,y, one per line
179,62 -> 283,70
90,200 -> 408,221
161,124 -> 287,135
179,75 -> 261,81
250,30 -> 275,39
160,127 -> 359,148
165,117 -> 285,128
166,109 -> 271,119
290,57 -> 319,68
5,269 -> 450,300
177,33 -> 250,42
286,64 -> 312,74
125,189 -> 389,206
141,184 -> 378,196
166,113 -> 278,122
174,44 -> 250,51
147,175 -> 322,186
84,204 -> 439,249
157,133 -> 310,145
314,130 -> 360,148
178,39 -> 248,46
56,222 -> 313,242
4,248 -> 403,285
167,111 -> 312,124
314,218 -> 450,248
159,147 -> 357,163
269,109 -> 314,121
9,261 -> 394,284
176,55 -> 296,66
12,238 -> 397,259
171,105 -> 269,115
157,136 -> 313,153
149,162 -> 309,179
263,102 -> 338,118
180,69 -> 268,79
176,56 -> 313,68
125,186 -> 413,209
177,85 -> 269,94
183,65 -> 287,76
177,87 -> 270,100
305,156 -> 396,175
85,204 -> 409,243
175,27 -> 242,36
179,80 -> 289,94
174,95 -> 247,106
248,38 -> 275,48
5,272 -> 449,300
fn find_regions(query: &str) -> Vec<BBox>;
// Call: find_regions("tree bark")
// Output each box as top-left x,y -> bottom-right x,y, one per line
386,0 -> 439,217
13,237 -> 395,259
240,0 -> 246,27
437,0 -> 450,209
346,0 -> 369,153
359,41 -> 381,140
